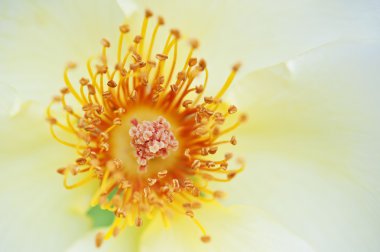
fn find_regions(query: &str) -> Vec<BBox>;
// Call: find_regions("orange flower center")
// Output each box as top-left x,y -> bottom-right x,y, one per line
46,9 -> 246,247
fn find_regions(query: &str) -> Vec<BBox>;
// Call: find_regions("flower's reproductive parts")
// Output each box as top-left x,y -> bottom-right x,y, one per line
129,116 -> 178,172
47,9 -> 246,247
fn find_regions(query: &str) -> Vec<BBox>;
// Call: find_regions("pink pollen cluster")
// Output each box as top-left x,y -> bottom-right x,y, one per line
129,116 -> 179,172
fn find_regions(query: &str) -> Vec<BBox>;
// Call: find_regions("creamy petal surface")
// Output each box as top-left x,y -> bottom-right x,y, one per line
0,105 -> 95,252
126,0 -> 380,92
67,228 -> 142,252
225,40 -> 380,251
138,204 -> 314,252
0,0 -> 129,103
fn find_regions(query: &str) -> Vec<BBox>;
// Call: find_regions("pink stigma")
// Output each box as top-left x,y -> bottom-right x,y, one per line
129,117 -> 179,172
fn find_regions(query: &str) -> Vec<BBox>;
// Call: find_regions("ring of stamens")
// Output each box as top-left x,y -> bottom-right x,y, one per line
47,9 -> 246,247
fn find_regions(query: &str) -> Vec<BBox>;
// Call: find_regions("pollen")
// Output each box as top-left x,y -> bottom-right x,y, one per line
129,117 -> 178,172
46,9 -> 246,247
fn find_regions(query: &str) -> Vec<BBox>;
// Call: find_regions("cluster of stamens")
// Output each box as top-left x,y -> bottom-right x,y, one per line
47,9 -> 246,247
129,117 -> 178,171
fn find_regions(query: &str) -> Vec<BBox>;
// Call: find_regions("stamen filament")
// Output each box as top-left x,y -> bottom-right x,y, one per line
215,67 -> 238,100
64,171 -> 94,189
64,67 -> 85,105
147,21 -> 161,60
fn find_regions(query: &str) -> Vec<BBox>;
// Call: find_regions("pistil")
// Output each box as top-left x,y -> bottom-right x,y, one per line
129,117 -> 178,172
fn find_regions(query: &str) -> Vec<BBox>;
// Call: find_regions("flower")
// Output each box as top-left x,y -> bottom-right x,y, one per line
1,0 -> 380,252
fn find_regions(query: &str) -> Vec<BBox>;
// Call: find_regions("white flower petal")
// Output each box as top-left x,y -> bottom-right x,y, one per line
232,156 -> 380,252
0,106 -> 95,252
116,0 -> 138,16
138,204 -> 314,252
223,40 -> 380,251
125,0 -> 380,92
0,83 -> 21,117
66,228 -> 141,252
0,0 -> 130,103
233,39 -> 380,191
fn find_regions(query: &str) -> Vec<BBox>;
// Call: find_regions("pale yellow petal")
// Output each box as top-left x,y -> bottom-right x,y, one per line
222,40 -> 380,251
123,0 -> 380,92
0,83 -> 21,117
139,204 -> 314,252
0,105 -> 95,251
0,0 -> 130,103
66,228 -> 141,252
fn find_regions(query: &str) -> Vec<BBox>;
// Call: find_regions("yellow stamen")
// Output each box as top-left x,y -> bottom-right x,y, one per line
64,170 -> 94,189
147,17 -> 164,60
64,66 -> 85,105
215,64 -> 240,100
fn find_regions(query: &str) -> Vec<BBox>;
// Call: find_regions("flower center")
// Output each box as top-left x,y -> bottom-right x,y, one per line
108,105 -> 182,177
129,116 -> 178,172
47,9 -> 246,248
